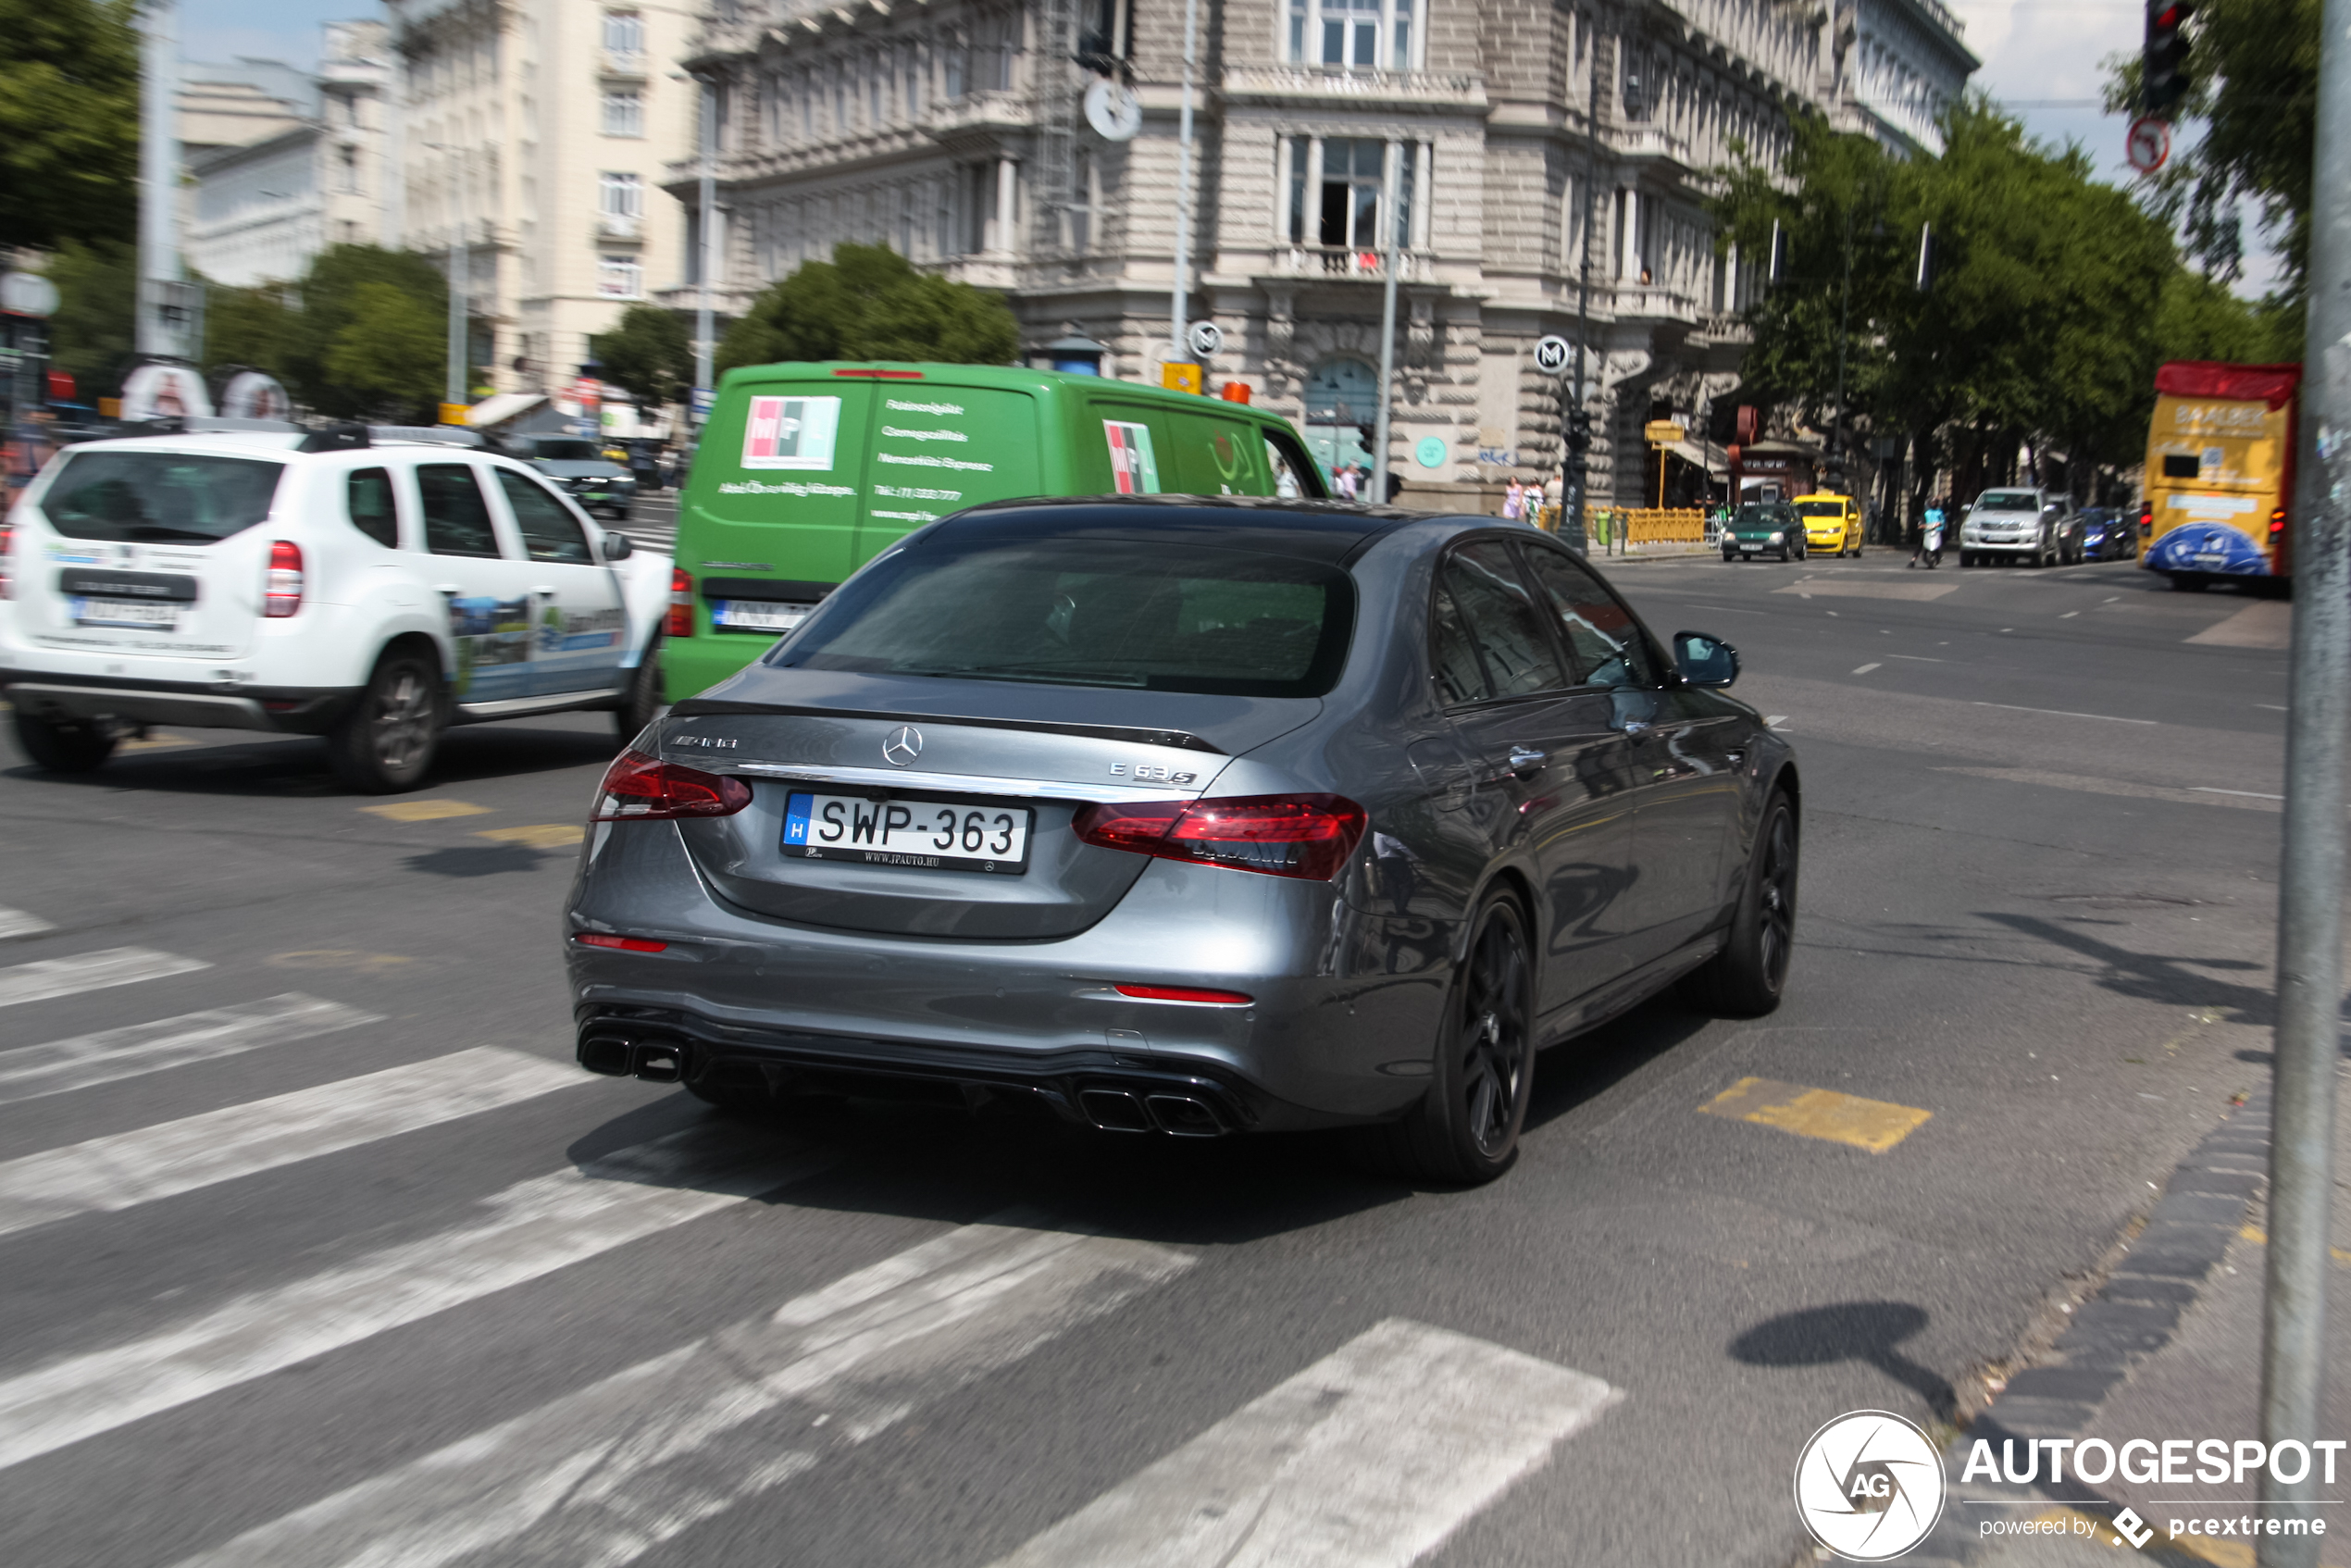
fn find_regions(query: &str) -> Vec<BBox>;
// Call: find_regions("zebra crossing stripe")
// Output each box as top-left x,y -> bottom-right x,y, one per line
0,948 -> 207,1009
0,1046 -> 579,1240
0,908 -> 55,940
0,994 -> 379,1107
0,1126 -> 837,1470
167,1214 -> 1196,1568
986,1318 -> 1622,1568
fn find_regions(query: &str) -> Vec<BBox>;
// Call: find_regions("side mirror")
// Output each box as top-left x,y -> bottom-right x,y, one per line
1673,630 -> 1739,689
602,531 -> 634,561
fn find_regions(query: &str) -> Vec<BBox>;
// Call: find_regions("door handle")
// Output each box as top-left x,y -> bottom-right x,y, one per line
530,585 -> 557,597
433,583 -> 462,595
1504,746 -> 1547,778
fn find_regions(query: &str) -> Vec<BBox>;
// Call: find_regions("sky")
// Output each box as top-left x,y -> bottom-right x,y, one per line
182,0 -> 2281,291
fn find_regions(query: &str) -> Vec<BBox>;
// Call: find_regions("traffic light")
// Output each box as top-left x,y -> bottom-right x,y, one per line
2144,1 -> 2195,118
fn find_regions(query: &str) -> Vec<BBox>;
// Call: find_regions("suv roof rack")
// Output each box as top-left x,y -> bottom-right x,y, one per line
296,422 -> 371,453
126,416 -> 306,438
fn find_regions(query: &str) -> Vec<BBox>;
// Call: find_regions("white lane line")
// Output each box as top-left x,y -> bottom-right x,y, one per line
986,1319 -> 1621,1568
1764,715 -> 1788,728
0,995 -> 379,1108
2259,703 -> 2289,711
0,1046 -> 578,1240
169,1215 -> 1195,1568
2195,787 -> 2285,800
1887,654 -> 1944,663
0,1127 -> 837,1470
0,908 -> 55,940
1851,663 -> 1882,676
2060,610 -> 2080,618
1972,701 -> 2157,725
0,948 -> 208,1009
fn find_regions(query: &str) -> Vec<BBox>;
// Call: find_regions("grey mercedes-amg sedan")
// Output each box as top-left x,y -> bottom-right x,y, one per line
564,498 -> 1798,1183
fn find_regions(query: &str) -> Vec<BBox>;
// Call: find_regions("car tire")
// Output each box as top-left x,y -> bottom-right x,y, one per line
1378,890 -> 1536,1185
329,648 -> 445,793
11,710 -> 117,773
1684,788 -> 1799,1018
614,632 -> 665,743
2171,573 -> 2209,592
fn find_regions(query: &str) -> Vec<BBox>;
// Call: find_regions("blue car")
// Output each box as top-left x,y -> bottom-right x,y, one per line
2077,507 -> 2138,562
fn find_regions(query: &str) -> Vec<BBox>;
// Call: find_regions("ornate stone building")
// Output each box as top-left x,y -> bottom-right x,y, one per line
673,0 -> 1971,504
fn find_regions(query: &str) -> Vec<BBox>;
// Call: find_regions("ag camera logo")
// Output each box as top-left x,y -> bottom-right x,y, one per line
1796,1411 -> 1947,1561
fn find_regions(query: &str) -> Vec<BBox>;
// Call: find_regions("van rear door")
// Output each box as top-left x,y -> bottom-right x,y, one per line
685,377 -> 878,620
857,382 -> 1042,560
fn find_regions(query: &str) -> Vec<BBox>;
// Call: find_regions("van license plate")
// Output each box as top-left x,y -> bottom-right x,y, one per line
783,792 -> 1033,875
71,596 -> 178,630
713,600 -> 811,633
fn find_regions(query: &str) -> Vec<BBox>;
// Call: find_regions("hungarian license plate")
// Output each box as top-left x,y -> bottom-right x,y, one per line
71,596 -> 178,630
713,599 -> 812,633
783,792 -> 1033,874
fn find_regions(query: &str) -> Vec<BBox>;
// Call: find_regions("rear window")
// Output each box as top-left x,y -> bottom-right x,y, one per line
772,536 -> 1355,697
1797,501 -> 1844,516
38,451 -> 284,542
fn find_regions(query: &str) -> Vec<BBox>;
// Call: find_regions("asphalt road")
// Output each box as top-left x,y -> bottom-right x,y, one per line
0,549 -> 2304,1567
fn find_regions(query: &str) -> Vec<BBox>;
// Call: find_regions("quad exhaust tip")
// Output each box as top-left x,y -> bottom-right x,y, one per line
578,1033 -> 685,1084
1079,1087 -> 1229,1137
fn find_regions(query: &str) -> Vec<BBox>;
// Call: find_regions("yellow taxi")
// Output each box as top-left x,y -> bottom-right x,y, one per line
1793,492 -> 1862,556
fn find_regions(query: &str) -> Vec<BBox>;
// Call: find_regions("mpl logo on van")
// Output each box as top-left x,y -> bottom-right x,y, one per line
741,395 -> 842,470
1795,1411 -> 1947,1561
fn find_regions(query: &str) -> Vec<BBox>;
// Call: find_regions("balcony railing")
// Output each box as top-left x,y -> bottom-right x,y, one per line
1223,65 -> 1484,106
1273,245 -> 1434,281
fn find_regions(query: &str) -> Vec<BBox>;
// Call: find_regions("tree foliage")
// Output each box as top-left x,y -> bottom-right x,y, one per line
44,239 -> 137,395
322,282 -> 446,419
716,243 -> 1019,372
0,0 -> 140,252
204,283 -> 302,381
282,245 -> 450,419
2105,0 -> 2317,329
1714,102 -> 2196,498
589,305 -> 694,406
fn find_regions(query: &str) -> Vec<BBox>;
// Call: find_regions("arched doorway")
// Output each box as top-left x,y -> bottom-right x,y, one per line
1301,357 -> 1378,485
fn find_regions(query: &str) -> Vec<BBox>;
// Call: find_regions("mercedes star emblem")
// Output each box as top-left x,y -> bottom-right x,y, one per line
883,725 -> 923,766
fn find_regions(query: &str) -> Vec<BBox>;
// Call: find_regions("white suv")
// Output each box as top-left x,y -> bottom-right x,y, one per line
0,424 -> 673,791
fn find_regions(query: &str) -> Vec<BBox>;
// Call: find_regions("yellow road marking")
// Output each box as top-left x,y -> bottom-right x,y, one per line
1698,1076 -> 1932,1153
2237,1225 -> 2351,1266
476,824 -> 585,849
362,799 -> 491,823
118,733 -> 196,752
266,951 -> 416,974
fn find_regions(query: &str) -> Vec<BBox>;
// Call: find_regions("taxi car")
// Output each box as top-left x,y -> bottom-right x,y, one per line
1792,492 -> 1862,556
0,420 -> 673,791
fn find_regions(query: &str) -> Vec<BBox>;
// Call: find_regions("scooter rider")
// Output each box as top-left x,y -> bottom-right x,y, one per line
1910,498 -> 1947,568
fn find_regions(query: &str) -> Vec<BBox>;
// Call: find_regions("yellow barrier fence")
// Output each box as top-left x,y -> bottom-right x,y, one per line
1531,506 -> 1711,546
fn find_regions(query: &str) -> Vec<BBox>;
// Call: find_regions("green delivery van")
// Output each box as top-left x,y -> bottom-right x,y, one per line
662,362 -> 1331,703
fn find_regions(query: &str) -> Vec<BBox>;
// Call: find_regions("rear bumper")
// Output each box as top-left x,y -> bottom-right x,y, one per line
0,672 -> 359,734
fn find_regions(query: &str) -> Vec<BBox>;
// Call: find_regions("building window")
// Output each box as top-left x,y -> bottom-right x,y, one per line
598,254 -> 642,297
1283,137 -> 1414,252
600,170 -> 642,219
1287,0 -> 1417,70
601,90 -> 643,137
338,144 -> 360,193
602,9 -> 643,61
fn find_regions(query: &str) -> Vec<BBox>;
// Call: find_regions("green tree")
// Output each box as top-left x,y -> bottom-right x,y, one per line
2106,0 -> 2318,327
285,244 -> 450,417
716,243 -> 1018,372
0,0 -> 140,252
588,304 -> 693,405
44,238 -> 137,394
204,282 -> 302,381
323,281 -> 445,422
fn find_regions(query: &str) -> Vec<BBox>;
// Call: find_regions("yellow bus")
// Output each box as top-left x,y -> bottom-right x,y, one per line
2141,360 -> 2301,590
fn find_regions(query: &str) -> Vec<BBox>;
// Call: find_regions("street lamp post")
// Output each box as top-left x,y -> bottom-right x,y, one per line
695,70 -> 716,427
423,141 -> 467,417
1168,0 -> 1201,371
1369,140 -> 1402,503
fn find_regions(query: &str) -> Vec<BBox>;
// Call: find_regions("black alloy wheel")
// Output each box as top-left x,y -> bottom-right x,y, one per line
10,710 -> 117,773
1381,890 -> 1536,1184
1685,789 -> 1799,1017
330,650 -> 443,792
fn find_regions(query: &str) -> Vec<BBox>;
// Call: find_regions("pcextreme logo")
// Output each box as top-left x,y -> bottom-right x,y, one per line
1796,1411 -> 1947,1561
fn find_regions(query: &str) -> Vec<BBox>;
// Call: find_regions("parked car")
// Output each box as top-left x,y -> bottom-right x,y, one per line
2076,507 -> 2137,562
564,498 -> 1801,1184
1722,501 -> 1808,562
1792,492 -> 1862,556
1959,487 -> 2069,567
522,436 -> 638,522
0,423 -> 672,790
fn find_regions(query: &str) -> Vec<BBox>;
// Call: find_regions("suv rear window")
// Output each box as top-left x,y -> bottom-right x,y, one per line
38,451 -> 284,542
773,537 -> 1355,697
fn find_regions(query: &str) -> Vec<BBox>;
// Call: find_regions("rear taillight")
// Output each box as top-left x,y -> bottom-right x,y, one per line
0,521 -> 11,600
590,749 -> 752,821
2270,507 -> 2287,533
1074,793 -> 1367,881
1113,983 -> 1254,1004
264,540 -> 304,617
571,932 -> 668,953
668,566 -> 693,638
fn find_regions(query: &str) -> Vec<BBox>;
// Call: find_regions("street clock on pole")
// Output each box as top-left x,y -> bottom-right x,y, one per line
1085,79 -> 1142,142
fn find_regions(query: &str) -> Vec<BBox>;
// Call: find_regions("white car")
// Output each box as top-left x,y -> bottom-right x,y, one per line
0,423 -> 673,791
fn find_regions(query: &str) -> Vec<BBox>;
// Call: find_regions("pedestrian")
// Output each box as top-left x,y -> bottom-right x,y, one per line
1335,462 -> 1361,500
1501,479 -> 1524,520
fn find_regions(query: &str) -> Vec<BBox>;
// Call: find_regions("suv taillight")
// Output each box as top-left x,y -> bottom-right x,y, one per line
668,567 -> 692,638
1073,793 -> 1367,881
0,521 -> 11,600
264,540 -> 304,617
590,749 -> 752,821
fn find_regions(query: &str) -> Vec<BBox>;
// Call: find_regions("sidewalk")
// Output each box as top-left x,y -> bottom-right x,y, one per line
1909,1064 -> 2351,1568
